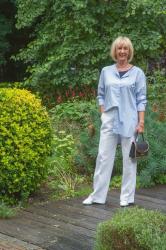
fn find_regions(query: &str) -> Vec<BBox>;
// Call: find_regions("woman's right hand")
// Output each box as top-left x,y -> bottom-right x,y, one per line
136,122 -> 144,133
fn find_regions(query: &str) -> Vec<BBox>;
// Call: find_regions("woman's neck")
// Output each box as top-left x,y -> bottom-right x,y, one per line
117,60 -> 129,67
116,61 -> 132,71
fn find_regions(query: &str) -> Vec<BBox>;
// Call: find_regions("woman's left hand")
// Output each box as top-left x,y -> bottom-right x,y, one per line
136,122 -> 144,133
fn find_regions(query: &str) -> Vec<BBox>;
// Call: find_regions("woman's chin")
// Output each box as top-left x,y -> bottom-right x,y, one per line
117,58 -> 128,63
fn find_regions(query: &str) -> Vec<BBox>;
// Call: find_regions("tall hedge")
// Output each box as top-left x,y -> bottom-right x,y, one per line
0,88 -> 52,204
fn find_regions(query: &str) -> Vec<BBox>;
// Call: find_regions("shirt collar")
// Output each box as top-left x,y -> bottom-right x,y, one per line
113,64 -> 135,78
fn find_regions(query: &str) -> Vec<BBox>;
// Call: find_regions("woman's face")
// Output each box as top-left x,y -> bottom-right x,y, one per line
116,43 -> 129,63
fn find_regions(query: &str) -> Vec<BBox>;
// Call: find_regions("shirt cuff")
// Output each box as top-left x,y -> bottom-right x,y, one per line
98,99 -> 105,106
137,103 -> 146,112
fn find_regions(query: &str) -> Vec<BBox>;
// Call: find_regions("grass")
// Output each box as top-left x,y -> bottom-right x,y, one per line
0,202 -> 17,219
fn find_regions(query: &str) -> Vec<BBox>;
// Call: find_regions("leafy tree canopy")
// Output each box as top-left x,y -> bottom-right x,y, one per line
15,0 -> 166,94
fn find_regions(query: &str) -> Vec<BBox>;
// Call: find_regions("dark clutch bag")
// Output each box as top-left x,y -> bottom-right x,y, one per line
129,133 -> 149,159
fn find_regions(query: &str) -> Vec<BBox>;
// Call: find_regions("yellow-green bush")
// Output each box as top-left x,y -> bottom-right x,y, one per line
0,88 -> 52,204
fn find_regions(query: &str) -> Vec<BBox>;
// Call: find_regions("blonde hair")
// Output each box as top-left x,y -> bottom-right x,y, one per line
110,36 -> 134,62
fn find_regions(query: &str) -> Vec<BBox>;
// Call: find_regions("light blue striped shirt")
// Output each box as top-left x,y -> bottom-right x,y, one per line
97,64 -> 147,137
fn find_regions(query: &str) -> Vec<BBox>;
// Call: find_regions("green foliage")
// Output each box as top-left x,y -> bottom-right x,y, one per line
52,130 -> 76,157
0,81 -> 23,88
48,171 -> 85,200
139,108 -> 166,187
48,100 -> 97,199
16,0 -> 48,29
148,70 -> 166,121
74,185 -> 92,198
0,202 -> 17,219
95,207 -> 166,250
75,107 -> 101,175
110,176 -> 122,189
110,176 -> 141,189
50,99 -> 96,124
49,99 -> 97,135
0,88 -> 52,204
49,99 -> 99,179
139,71 -> 166,186
155,175 -> 166,185
47,130 -> 85,199
15,0 -> 166,95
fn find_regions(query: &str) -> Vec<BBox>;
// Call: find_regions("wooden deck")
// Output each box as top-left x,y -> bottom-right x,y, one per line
0,185 -> 166,250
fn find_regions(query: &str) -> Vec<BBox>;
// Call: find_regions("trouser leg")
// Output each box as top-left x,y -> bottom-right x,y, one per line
120,136 -> 137,204
90,112 -> 118,203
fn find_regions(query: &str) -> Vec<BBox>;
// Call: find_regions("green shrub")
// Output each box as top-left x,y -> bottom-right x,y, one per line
139,107 -> 166,187
95,207 -> 166,250
110,176 -> 141,189
52,130 -> 76,157
49,99 -> 99,176
148,70 -> 166,121
0,82 -> 23,89
0,88 -> 52,204
49,99 -> 97,136
75,108 -> 101,175
48,165 -> 85,200
47,130 -> 85,199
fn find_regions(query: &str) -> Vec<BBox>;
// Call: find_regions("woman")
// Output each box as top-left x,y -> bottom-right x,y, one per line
83,36 -> 147,207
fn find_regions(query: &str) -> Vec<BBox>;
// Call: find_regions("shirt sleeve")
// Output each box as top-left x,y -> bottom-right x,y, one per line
135,69 -> 147,111
97,69 -> 105,106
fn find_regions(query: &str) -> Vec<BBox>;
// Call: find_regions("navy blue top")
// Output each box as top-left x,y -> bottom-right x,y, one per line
119,70 -> 128,78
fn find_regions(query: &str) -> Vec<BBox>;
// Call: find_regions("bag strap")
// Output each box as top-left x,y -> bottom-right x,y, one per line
135,133 -> 145,141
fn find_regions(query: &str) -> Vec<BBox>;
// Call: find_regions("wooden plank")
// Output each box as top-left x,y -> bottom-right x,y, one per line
0,210 -> 95,249
31,201 -> 112,220
108,188 -> 166,212
0,233 -> 44,250
64,196 -> 119,210
109,187 -> 166,204
135,194 -> 166,206
0,185 -> 165,250
136,185 -> 166,200
45,235 -> 94,250
0,218 -> 56,246
24,206 -> 100,230
20,210 -> 95,238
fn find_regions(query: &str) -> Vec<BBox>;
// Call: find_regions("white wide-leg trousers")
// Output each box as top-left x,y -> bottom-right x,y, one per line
89,110 -> 137,204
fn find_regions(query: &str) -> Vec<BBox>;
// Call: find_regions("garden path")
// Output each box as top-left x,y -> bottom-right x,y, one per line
0,185 -> 165,250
